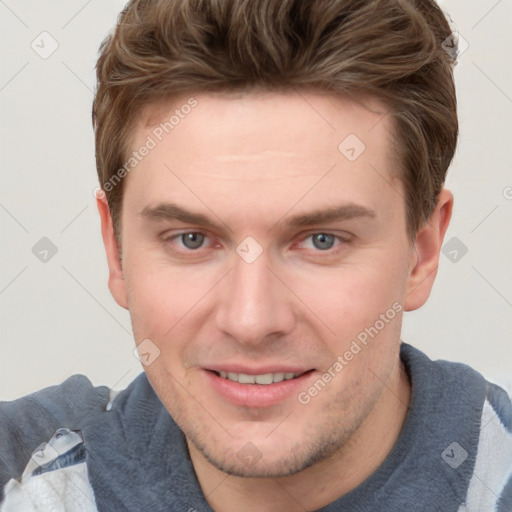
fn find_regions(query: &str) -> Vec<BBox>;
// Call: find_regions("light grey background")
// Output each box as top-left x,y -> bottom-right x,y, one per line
0,0 -> 511,400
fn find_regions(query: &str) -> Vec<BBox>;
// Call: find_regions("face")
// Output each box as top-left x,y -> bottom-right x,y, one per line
101,90 -> 430,478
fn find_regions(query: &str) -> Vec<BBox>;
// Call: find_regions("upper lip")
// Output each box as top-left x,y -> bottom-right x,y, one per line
206,365 -> 313,375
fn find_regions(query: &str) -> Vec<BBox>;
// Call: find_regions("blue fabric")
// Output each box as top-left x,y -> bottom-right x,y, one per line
0,375 -> 109,487
497,474 -> 512,512
486,381 -> 512,433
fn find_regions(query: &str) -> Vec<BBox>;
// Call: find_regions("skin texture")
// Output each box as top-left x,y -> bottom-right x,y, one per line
97,90 -> 453,511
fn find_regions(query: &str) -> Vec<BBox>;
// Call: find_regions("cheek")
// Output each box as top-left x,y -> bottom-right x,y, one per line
352,262 -> 406,312
288,253 -> 407,339
123,250 -> 220,342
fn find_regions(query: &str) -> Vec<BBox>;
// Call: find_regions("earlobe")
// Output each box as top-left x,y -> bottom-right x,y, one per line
404,189 -> 454,312
96,194 -> 129,310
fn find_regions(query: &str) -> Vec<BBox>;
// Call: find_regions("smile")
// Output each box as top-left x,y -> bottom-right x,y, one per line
216,371 -> 304,385
204,369 -> 316,407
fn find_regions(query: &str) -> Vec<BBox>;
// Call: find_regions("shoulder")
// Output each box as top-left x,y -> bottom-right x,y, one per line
0,374 -> 110,502
462,380 -> 512,511
400,343 -> 512,510
0,374 -> 111,428
0,428 -> 98,511
399,342 -> 489,402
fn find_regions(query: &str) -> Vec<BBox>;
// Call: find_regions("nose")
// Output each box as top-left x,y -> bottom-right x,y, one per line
214,250 -> 296,346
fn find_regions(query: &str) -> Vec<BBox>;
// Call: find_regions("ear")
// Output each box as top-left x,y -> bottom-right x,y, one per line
96,192 -> 128,310
404,188 -> 453,311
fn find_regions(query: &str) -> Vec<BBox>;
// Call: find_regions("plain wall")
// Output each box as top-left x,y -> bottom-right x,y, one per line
0,0 -> 511,400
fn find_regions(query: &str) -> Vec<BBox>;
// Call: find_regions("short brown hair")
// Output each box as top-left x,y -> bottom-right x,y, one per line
92,0 -> 458,242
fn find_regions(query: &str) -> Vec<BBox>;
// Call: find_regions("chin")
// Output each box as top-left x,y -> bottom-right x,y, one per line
188,426 -> 348,479
201,448 -> 311,478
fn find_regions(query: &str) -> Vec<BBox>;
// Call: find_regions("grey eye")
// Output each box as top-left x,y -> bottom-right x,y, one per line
181,232 -> 205,249
312,233 -> 335,250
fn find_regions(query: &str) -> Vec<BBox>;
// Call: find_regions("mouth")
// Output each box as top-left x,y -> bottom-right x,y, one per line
203,368 -> 316,408
212,370 -> 309,385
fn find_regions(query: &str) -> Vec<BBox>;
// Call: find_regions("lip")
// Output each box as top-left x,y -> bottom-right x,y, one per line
203,368 -> 316,408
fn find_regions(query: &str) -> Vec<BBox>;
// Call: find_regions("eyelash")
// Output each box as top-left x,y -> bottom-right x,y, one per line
161,231 -> 350,258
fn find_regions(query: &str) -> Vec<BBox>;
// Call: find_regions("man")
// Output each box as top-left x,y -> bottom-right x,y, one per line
1,0 -> 511,510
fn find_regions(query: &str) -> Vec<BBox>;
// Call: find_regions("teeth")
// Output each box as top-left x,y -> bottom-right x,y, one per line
238,373 -> 256,384
218,371 -> 300,384
255,373 -> 274,385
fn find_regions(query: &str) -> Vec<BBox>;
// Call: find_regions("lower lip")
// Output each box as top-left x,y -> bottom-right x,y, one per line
204,369 -> 315,408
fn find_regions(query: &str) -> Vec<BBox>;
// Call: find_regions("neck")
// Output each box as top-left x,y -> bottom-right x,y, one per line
189,360 -> 411,512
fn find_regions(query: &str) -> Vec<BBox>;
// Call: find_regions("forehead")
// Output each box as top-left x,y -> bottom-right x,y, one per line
137,89 -> 392,153
129,90 -> 396,176
123,90 -> 402,230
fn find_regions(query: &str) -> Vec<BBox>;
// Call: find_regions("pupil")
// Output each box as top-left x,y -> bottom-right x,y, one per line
313,233 -> 334,250
183,233 -> 204,249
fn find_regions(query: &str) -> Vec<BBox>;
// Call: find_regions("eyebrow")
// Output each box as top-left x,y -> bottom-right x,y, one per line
139,202 -> 377,231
